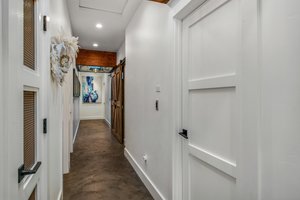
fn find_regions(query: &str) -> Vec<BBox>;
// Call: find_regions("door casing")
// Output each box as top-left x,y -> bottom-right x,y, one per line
0,0 -> 4,198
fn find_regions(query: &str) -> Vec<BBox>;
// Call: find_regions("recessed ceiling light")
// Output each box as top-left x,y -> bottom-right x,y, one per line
96,23 -> 103,29
93,43 -> 98,47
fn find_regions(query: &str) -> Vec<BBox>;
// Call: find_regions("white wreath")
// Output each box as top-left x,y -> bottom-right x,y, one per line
50,35 -> 79,85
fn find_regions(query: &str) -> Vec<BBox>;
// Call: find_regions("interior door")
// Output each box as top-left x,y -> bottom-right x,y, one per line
111,60 -> 125,143
181,0 -> 241,199
2,0 -> 48,199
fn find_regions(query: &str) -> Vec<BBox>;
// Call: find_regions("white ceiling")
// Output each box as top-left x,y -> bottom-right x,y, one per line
67,0 -> 142,52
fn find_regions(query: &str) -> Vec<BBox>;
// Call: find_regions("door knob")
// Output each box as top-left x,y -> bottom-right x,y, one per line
18,162 -> 42,183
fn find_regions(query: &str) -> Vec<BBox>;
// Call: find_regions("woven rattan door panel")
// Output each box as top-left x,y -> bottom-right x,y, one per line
23,91 -> 36,170
24,0 -> 35,70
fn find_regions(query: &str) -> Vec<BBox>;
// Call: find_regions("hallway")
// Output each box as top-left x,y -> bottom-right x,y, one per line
63,120 -> 153,200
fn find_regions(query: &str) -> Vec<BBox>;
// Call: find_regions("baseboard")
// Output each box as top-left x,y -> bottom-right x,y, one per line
80,116 -> 104,120
124,148 -> 166,200
104,118 -> 111,126
73,121 -> 80,144
57,189 -> 62,200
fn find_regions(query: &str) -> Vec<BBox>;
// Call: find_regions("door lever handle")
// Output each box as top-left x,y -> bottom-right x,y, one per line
178,129 -> 188,139
18,162 -> 42,183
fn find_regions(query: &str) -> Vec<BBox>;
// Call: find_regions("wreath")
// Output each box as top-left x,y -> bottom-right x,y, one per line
50,35 -> 79,85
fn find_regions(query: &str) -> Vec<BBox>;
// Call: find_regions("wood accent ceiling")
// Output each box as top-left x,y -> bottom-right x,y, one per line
76,49 -> 117,67
150,0 -> 170,4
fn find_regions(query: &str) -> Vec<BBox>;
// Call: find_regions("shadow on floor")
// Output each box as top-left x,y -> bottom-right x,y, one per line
63,120 -> 153,200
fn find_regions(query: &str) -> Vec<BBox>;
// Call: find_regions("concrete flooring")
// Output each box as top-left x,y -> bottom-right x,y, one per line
63,120 -> 153,200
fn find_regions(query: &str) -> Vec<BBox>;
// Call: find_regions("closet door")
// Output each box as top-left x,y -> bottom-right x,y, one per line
181,0 -> 241,199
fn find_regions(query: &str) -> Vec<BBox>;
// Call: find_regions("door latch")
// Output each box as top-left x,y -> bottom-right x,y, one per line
178,129 -> 188,139
18,162 -> 42,183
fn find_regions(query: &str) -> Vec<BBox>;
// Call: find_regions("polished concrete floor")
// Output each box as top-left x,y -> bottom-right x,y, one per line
63,120 -> 153,200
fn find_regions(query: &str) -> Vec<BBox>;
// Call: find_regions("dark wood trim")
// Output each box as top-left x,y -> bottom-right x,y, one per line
150,0 -> 170,4
76,49 -> 117,67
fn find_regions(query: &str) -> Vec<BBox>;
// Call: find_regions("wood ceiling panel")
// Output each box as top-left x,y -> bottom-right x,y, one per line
76,49 -> 117,67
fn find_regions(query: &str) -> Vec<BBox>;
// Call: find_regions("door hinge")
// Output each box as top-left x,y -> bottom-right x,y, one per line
43,118 -> 47,134
122,72 -> 124,80
178,129 -> 188,139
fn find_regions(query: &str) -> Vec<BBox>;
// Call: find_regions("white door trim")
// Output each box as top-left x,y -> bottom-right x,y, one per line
0,0 -> 4,199
171,18 -> 183,200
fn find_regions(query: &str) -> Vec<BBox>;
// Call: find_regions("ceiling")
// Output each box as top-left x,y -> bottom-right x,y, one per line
66,0 -> 142,52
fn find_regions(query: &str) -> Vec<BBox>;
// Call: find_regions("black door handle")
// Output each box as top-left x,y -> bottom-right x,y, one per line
179,129 -> 188,139
18,161 -> 42,183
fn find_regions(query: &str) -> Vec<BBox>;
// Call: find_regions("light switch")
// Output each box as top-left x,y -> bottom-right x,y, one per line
156,85 -> 161,92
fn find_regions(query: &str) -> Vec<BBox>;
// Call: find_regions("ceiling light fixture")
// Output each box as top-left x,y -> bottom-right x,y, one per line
93,43 -> 98,47
96,23 -> 103,29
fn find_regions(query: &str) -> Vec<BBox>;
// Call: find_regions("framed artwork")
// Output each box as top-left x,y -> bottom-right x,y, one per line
82,76 -> 102,104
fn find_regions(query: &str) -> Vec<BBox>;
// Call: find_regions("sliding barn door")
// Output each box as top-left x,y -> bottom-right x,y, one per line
181,0 -> 242,199
111,60 -> 125,143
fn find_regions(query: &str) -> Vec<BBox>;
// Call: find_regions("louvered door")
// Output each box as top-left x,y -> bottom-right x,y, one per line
2,0 -> 48,199
111,60 -> 125,144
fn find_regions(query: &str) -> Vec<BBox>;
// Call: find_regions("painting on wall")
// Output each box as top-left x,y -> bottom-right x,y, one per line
82,76 -> 102,104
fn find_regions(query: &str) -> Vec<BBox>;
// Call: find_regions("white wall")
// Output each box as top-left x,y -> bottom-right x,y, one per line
125,2 -> 172,199
73,69 -> 80,139
0,0 -> 4,198
73,97 -> 80,138
260,0 -> 300,199
62,65 -> 74,174
72,67 -> 81,141
49,0 -> 73,199
117,41 -> 126,64
79,72 -> 106,120
104,74 -> 112,125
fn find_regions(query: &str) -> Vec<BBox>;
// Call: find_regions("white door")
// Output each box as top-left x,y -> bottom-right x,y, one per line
2,0 -> 49,199
181,0 -> 241,199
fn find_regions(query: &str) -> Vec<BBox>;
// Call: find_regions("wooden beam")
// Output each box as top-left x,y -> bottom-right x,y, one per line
150,0 -> 170,4
76,49 -> 117,67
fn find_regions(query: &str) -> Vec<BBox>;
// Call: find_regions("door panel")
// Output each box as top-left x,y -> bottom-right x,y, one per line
188,0 -> 239,80
111,60 -> 125,143
189,88 -> 236,163
182,0 -> 240,199
189,156 -> 236,200
23,91 -> 36,171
